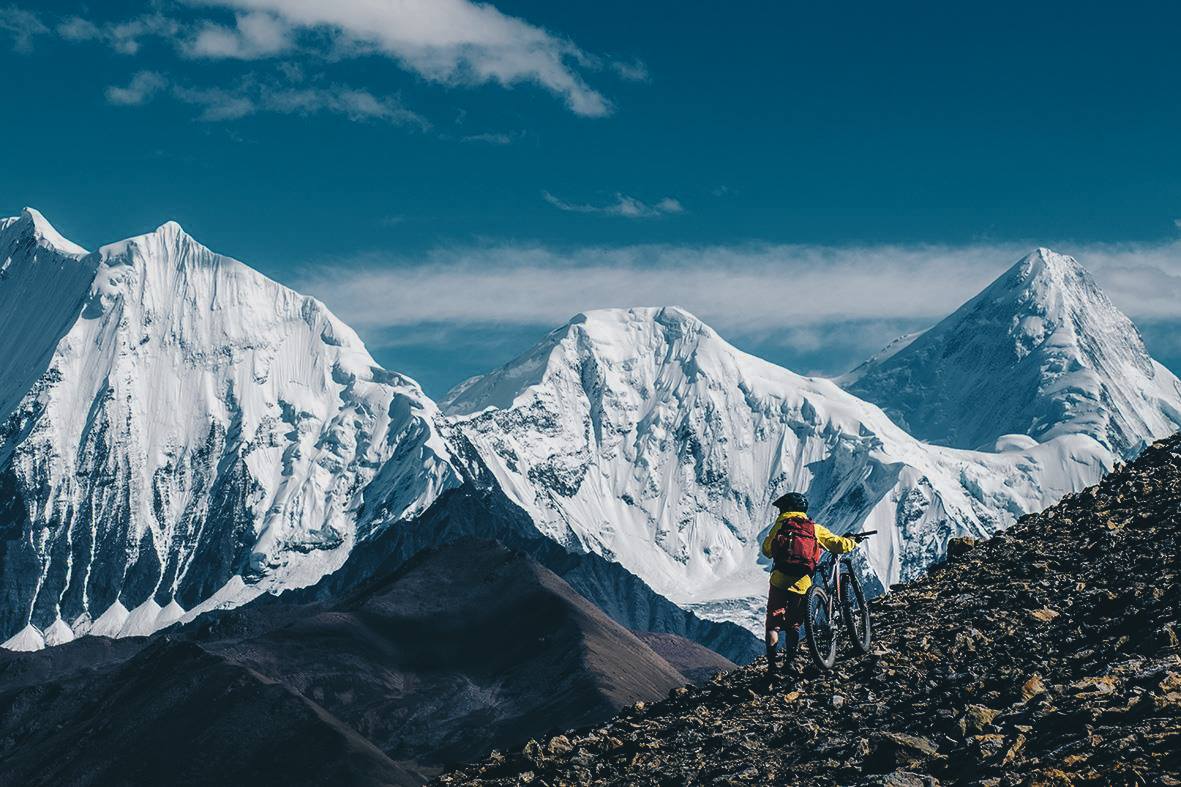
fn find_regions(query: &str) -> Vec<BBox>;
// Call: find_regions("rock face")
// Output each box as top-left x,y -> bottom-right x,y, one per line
0,541 -> 717,786
444,432 -> 1181,785
0,213 -> 458,645
843,248 -> 1181,457
444,306 -> 1110,632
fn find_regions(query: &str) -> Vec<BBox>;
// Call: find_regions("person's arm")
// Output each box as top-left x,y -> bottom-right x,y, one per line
761,520 -> 782,558
814,523 -> 857,554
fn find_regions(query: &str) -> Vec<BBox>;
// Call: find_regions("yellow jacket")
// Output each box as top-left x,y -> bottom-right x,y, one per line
761,511 -> 857,594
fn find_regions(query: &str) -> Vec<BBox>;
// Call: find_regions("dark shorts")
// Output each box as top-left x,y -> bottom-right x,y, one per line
766,584 -> 806,633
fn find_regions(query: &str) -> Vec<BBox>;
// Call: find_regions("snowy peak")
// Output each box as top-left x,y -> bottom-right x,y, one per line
1,208 -> 88,257
0,211 -> 98,422
0,218 -> 459,649
445,303 -> 1113,632
445,306 -> 743,416
844,248 -> 1181,456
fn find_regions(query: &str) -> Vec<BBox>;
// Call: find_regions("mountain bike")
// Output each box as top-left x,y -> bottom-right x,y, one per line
804,531 -> 876,670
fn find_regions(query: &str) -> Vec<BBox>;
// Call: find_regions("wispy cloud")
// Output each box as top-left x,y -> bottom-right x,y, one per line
461,132 -> 516,145
0,5 -> 47,52
186,12 -> 292,59
293,241 -> 1181,357
105,70 -> 168,105
611,59 -> 650,82
57,12 -> 180,55
543,192 -> 685,218
182,0 -> 613,116
22,1 -> 636,117
105,71 -> 426,126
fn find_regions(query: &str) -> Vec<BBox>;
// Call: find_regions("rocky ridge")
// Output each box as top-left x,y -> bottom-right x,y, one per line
442,432 -> 1181,785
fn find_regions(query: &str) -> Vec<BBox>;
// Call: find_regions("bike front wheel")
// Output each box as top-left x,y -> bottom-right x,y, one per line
805,584 -> 837,670
839,568 -> 872,654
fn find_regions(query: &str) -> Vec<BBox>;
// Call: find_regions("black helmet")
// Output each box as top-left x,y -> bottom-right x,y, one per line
773,492 -> 809,513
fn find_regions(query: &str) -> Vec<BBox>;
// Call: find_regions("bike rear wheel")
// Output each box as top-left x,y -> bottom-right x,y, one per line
805,585 -> 837,670
839,568 -> 872,654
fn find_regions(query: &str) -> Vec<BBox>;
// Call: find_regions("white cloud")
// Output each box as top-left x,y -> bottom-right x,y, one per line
104,69 -> 425,126
57,12 -> 181,55
188,0 -> 612,116
172,84 -> 256,120
261,85 -> 426,125
105,70 -> 168,105
55,16 -> 100,42
293,241 -> 1181,357
462,132 -> 515,145
0,5 -> 47,52
186,12 -> 291,59
543,192 -> 685,218
612,59 -> 650,82
26,1 -> 628,118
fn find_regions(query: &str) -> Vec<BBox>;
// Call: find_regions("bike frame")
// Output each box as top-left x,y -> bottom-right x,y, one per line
819,552 -> 846,621
816,530 -> 876,624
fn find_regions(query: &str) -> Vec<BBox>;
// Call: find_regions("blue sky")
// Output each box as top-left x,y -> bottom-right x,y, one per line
3,0 -> 1181,395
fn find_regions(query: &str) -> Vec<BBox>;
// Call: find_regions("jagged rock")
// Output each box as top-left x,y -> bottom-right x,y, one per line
1021,674 -> 1048,701
958,704 -> 999,736
1028,608 -> 1060,623
946,536 -> 978,559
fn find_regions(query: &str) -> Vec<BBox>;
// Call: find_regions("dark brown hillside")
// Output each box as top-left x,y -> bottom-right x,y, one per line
0,542 -> 718,785
443,433 -> 1181,785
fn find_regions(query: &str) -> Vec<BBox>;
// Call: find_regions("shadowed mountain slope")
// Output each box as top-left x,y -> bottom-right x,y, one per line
0,541 -> 720,785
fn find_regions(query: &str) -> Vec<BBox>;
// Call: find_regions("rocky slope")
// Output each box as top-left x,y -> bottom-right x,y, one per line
843,248 -> 1181,457
444,306 -> 1110,633
0,541 -> 727,785
443,431 -> 1181,785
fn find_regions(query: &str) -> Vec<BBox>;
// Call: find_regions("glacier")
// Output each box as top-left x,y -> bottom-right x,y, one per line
2,211 -> 1177,647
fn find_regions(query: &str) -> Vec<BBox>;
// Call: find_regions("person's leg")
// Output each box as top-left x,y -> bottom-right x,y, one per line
780,592 -> 806,669
765,584 -> 787,671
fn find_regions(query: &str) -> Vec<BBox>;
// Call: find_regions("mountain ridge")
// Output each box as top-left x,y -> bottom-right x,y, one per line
0,209 -> 1172,655
442,303 -> 1112,632
844,248 -> 1181,456
0,211 -> 461,648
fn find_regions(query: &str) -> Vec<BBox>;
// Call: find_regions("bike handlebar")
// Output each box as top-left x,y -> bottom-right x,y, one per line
850,530 -> 878,541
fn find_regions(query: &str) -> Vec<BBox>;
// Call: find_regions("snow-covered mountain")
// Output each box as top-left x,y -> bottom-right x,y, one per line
3,215 -> 1174,648
0,212 -> 458,650
842,248 -> 1181,457
443,307 -> 1111,631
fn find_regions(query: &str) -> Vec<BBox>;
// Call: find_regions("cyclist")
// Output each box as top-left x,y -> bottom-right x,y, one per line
761,492 -> 858,676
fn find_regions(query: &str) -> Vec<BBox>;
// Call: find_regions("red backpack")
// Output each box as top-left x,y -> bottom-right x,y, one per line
771,516 -> 821,575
